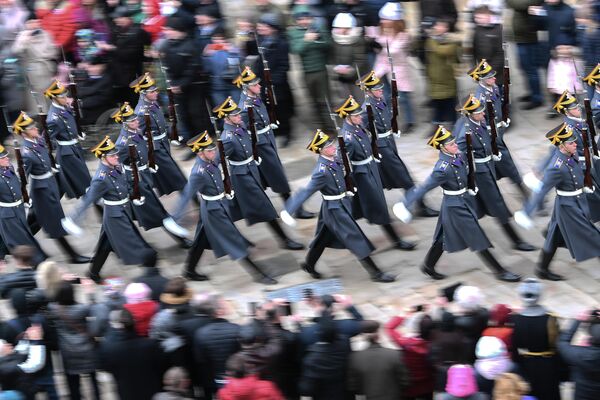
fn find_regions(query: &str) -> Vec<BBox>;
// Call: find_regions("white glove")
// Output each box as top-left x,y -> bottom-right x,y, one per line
584,186 -> 596,194
170,136 -> 183,146
594,151 -> 600,160
256,157 -> 262,166
345,190 -> 355,197
225,190 -> 235,200
492,152 -> 502,162
61,217 -> 83,236
162,217 -> 190,238
392,202 -> 413,223
468,187 -> 479,196
523,172 -> 543,193
514,210 -> 534,230
270,123 -> 279,130
280,210 -> 297,227
52,164 -> 61,173
133,196 -> 146,206
503,118 -> 511,128
79,132 -> 87,141
374,156 -> 382,163
149,165 -> 159,174
394,131 -> 402,138
24,199 -> 32,208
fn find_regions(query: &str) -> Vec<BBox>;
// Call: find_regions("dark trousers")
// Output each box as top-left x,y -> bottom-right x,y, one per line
431,98 -> 457,124
304,70 -> 334,132
65,372 -> 100,400
177,82 -> 213,142
517,43 -> 543,103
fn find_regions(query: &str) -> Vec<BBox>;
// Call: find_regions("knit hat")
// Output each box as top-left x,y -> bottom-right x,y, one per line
124,282 -> 152,304
518,278 -> 542,307
455,285 -> 484,312
332,13 -> 356,28
446,365 -> 478,397
378,2 -> 403,21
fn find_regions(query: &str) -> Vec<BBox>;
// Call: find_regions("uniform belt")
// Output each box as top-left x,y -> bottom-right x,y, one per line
228,156 -> 254,166
517,349 -> 556,357
443,188 -> 467,196
377,130 -> 393,138
56,138 -> 79,146
123,164 -> 148,171
556,189 -> 583,197
29,171 -> 53,180
256,126 -> 270,135
474,155 -> 492,163
102,198 -> 129,206
322,193 -> 345,200
350,156 -> 373,166
0,199 -> 23,207
153,132 -> 166,141
201,193 -> 225,201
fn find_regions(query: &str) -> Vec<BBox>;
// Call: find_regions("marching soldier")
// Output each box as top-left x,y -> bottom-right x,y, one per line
357,71 -> 438,217
236,66 -> 315,219
214,97 -> 304,250
467,60 -> 528,197
393,126 -> 521,282
281,130 -> 395,282
454,95 -> 535,251
62,136 -> 158,283
587,63 -> 600,127
112,103 -> 191,247
0,145 -> 46,266
172,132 -> 278,284
515,124 -> 600,281
44,79 -> 92,198
337,95 -> 416,250
12,112 -> 90,263
131,73 -> 188,196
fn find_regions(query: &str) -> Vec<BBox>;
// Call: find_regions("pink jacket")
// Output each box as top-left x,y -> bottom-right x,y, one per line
368,29 -> 413,92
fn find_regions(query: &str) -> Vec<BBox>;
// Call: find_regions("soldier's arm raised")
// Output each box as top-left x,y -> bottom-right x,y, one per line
284,171 -> 326,216
172,172 -> 202,222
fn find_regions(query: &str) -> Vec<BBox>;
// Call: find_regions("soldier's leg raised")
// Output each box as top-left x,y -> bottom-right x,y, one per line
183,229 -> 209,281
381,223 -> 416,251
421,240 -> 446,280
477,249 -> 521,282
267,219 -> 304,250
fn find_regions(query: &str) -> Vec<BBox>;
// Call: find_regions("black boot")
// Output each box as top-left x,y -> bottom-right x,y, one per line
535,247 -> 564,281
57,237 -> 92,264
268,220 -> 304,250
382,224 -> 416,250
27,212 -> 41,236
281,193 -> 315,219
415,199 -> 439,218
183,250 -> 209,281
421,241 -> 446,280
240,257 -> 277,285
301,240 -> 327,279
88,238 -> 111,284
501,222 -> 536,251
477,249 -> 521,282
359,256 -> 395,283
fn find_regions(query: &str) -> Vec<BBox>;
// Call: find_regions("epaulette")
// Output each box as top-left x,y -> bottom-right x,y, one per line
222,131 -> 233,140
98,170 -> 107,180
318,163 -> 327,173
21,146 -> 30,154
193,164 -> 206,175
553,158 -> 564,169
436,160 -> 449,171
51,113 -> 59,121
344,131 -> 352,141
116,135 -> 127,146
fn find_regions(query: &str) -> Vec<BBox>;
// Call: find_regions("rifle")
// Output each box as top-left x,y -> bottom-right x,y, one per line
61,49 -> 85,140
207,101 -> 232,196
13,140 -> 31,205
464,131 -> 477,193
144,111 -> 157,170
502,42 -> 510,124
386,41 -> 400,134
366,104 -> 381,160
127,138 -> 143,203
158,57 -> 183,144
254,33 -> 278,125
583,98 -> 600,158
485,100 -> 501,159
580,126 -> 595,191
326,98 -> 356,193
246,102 -> 260,162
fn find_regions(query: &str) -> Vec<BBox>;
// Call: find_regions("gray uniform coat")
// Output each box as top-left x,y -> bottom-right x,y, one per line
21,139 -> 67,238
286,155 -> 374,259
455,116 -> 512,223
173,157 -> 249,260
46,103 -> 91,198
115,127 -> 169,230
221,121 -> 278,225
361,95 -> 415,190
135,97 -> 187,195
405,151 -> 492,253
525,151 -> 600,261
342,119 -> 391,225
71,162 -> 155,265
239,92 -> 291,194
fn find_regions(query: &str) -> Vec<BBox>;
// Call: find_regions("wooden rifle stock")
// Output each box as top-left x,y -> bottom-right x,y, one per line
366,104 -> 381,160
217,139 -> 232,195
12,140 -> 30,205
502,64 -> 510,123
166,87 -> 180,143
128,142 -> 142,201
144,112 -> 156,170
485,100 -> 501,158
580,126 -> 594,190
255,34 -> 279,124
583,98 -> 600,157
386,40 -> 399,133
67,72 -> 85,140
337,135 -> 356,193
37,107 -> 58,170
464,131 -> 477,192
247,106 -> 259,162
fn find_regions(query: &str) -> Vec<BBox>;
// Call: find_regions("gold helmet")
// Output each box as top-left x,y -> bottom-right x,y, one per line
187,131 -> 215,152
91,136 -> 118,158
307,129 -> 335,153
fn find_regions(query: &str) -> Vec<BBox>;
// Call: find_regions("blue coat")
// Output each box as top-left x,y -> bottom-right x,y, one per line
173,157 -> 249,260
342,119 -> 391,225
239,92 -> 291,194
71,162 -> 155,265
0,166 -> 45,264
525,151 -> 600,261
46,103 -> 91,198
455,116 -> 512,223
286,155 -> 374,259
221,121 -> 278,225
21,139 -> 67,238
135,96 -> 187,196
115,127 -> 169,230
405,151 -> 492,253
361,95 -> 414,190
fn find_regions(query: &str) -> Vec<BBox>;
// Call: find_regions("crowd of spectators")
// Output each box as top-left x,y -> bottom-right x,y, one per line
0,245 -> 599,399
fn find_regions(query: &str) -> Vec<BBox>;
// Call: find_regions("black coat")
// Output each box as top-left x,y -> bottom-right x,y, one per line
108,23 -> 151,87
454,308 -> 489,363
299,339 -> 348,400
78,73 -> 114,125
472,24 -> 504,86
159,36 -> 203,88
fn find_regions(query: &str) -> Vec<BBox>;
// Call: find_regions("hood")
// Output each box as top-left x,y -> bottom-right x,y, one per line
124,301 -> 158,321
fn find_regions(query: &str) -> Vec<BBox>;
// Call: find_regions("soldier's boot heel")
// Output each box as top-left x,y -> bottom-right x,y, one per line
415,200 -> 439,218
501,222 -> 536,251
268,220 -> 304,250
359,256 -> 395,283
183,244 -> 209,281
478,249 -> 521,282
88,242 -> 110,284
301,241 -> 326,279
535,248 -> 564,281
240,257 -> 277,285
421,241 -> 446,280
56,237 -> 92,264
382,224 -> 416,250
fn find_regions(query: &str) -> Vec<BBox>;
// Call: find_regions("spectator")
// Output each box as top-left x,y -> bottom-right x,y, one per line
436,364 -> 488,400
0,246 -> 40,299
217,352 -> 284,400
72,0 -> 109,40
482,304 -> 514,352
153,367 -> 193,400
194,6 -> 224,52
35,0 -> 78,59
133,263 -> 169,303
385,308 -> 435,399
250,0 -> 287,28
236,317 -> 283,379
77,54 -> 114,125
326,0 -> 375,28
0,0 -> 28,43
471,6 -> 504,87
493,373 -> 536,400
34,261 -> 66,303
580,2 -> 600,97
546,45 -> 581,118
348,321 -> 409,399
409,0 -> 458,65
88,277 -> 125,338
557,309 -> 600,399
474,336 -> 516,395
453,286 -> 489,363
123,282 -> 158,337
203,27 -> 241,107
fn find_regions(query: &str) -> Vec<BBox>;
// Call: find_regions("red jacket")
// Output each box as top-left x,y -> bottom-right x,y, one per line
36,0 -> 78,52
217,375 -> 284,400
124,301 -> 158,337
385,316 -> 435,397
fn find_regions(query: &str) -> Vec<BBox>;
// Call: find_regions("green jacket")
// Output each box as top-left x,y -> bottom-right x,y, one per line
506,0 -> 544,43
425,36 -> 461,99
288,26 -> 331,73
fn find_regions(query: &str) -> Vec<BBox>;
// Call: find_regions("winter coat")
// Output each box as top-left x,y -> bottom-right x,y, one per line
288,25 -> 331,73
454,308 -> 489,364
299,339 -> 348,400
425,35 -> 460,99
372,30 -> 413,92
535,1 -> 577,49
77,73 -> 114,125
0,270 -> 37,299
329,27 -> 369,83
416,0 -> 458,31
217,375 -> 284,400
506,0 -> 543,43
71,1 -> 109,39
472,23 -> 504,86
108,23 -> 151,87
36,0 -> 78,52
124,300 -> 159,337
